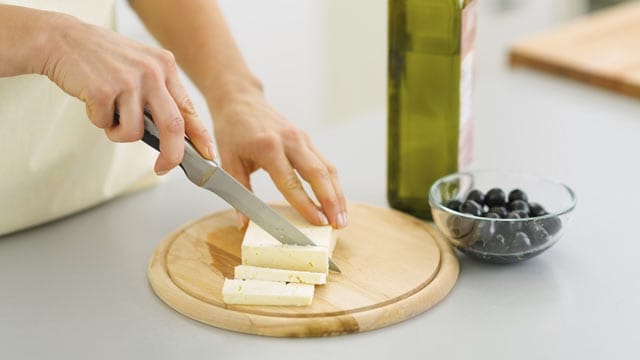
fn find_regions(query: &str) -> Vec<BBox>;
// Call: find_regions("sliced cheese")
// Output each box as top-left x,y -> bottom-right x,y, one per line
241,207 -> 338,274
222,278 -> 314,306
234,265 -> 327,285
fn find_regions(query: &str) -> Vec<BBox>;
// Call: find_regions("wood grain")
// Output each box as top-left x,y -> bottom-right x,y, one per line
509,1 -> 640,99
147,203 -> 459,337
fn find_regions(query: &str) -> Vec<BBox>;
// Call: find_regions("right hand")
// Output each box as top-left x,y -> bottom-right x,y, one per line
210,91 -> 347,230
39,12 -> 215,174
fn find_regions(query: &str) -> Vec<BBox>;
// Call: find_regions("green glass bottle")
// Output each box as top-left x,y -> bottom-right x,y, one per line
387,0 -> 477,220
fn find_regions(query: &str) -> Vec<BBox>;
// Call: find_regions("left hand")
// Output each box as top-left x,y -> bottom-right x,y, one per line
210,90 -> 347,230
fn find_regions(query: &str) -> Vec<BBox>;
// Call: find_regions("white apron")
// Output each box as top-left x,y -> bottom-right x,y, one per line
0,0 -> 157,235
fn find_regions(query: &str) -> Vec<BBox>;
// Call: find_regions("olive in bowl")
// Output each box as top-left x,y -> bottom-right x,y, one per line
429,170 -> 576,264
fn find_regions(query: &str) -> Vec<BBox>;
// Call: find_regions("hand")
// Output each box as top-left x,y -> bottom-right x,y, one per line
40,12 -> 215,174
210,91 -> 347,230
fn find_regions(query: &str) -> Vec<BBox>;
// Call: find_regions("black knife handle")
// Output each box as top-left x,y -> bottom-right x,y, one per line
113,109 -> 218,185
113,109 -> 160,152
141,109 -> 161,152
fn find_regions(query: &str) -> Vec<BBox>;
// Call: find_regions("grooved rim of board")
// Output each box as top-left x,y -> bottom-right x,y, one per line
147,203 -> 459,337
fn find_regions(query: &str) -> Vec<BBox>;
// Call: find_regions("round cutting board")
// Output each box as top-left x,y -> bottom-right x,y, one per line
148,203 -> 459,337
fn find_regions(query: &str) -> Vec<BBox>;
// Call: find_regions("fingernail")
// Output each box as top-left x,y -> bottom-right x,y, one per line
207,142 -> 216,160
202,145 -> 211,159
236,212 -> 245,230
336,212 -> 348,229
156,169 -> 169,176
317,211 -> 329,226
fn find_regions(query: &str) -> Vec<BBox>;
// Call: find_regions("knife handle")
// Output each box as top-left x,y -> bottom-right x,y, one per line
113,109 -> 161,152
114,110 -> 219,185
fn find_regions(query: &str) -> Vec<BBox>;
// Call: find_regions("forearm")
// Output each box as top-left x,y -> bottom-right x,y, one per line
130,1 -> 347,228
0,5 -> 59,77
129,0 -> 263,112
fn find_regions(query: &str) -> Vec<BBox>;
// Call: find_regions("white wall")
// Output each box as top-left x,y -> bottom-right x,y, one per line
115,0 -> 590,130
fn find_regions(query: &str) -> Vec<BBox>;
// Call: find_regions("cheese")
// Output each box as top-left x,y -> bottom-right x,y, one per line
224,207 -> 338,306
222,279 -> 314,306
241,207 -> 338,274
234,265 -> 327,285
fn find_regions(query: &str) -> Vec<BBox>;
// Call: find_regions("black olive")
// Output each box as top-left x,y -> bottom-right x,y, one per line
541,216 -> 562,235
445,199 -> 462,211
529,202 -> 547,217
485,212 -> 500,219
526,223 -> 550,247
446,215 -> 475,239
506,211 -> 521,219
494,211 -> 517,235
488,206 -> 508,218
472,221 -> 494,246
509,232 -> 532,252
508,199 -> 530,214
513,210 -> 530,219
460,200 -> 483,217
465,190 -> 485,206
508,189 -> 528,203
484,188 -> 506,207
504,211 -> 524,232
485,233 -> 507,253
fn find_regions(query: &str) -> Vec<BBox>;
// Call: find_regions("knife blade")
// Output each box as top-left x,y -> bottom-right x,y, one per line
135,110 -> 341,272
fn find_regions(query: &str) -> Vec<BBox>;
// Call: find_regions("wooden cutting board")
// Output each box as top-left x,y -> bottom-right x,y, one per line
509,1 -> 640,99
147,203 -> 459,337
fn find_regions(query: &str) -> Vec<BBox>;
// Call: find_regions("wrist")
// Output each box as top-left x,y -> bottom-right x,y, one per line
7,7 -> 75,76
204,74 -> 264,117
0,6 -> 53,76
34,11 -> 81,77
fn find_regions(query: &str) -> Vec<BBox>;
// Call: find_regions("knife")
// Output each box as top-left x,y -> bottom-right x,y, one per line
125,110 -> 341,273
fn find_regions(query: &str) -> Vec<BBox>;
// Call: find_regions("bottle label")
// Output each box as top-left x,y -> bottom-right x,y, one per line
459,0 -> 477,170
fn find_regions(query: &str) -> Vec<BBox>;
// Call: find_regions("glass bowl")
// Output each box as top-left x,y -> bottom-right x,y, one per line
429,170 -> 576,264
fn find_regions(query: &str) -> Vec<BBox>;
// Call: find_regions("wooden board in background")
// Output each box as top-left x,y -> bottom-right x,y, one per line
509,1 -> 640,99
147,203 -> 459,337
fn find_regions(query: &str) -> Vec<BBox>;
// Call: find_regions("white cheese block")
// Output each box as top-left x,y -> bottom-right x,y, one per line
222,278 -> 314,306
241,207 -> 338,274
234,265 -> 327,285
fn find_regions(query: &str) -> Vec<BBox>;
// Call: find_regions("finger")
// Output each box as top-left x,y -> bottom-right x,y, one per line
145,88 -> 185,175
166,76 -> 215,160
288,147 -> 345,228
309,142 -> 347,217
105,93 -> 144,142
84,92 -> 116,130
260,150 -> 330,227
222,157 -> 253,230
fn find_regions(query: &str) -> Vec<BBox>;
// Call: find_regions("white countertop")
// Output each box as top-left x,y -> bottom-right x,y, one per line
2,0 -> 639,358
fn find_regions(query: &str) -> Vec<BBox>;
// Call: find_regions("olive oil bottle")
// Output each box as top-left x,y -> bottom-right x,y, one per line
387,0 -> 477,219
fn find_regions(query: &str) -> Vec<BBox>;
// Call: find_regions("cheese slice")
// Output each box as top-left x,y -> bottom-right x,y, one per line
234,265 -> 327,285
222,279 -> 314,306
241,207 -> 338,274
